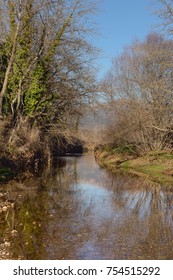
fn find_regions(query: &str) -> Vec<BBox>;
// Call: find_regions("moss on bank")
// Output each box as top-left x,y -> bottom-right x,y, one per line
94,145 -> 173,185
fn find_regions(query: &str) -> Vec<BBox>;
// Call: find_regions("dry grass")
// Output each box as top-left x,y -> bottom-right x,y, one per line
95,145 -> 173,185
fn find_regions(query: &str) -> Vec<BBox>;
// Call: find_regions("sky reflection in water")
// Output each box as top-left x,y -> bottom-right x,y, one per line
1,154 -> 173,259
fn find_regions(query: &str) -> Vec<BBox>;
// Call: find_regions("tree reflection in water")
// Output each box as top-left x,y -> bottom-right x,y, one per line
0,154 -> 173,259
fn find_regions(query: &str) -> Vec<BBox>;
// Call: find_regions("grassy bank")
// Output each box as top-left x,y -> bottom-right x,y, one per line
94,144 -> 173,184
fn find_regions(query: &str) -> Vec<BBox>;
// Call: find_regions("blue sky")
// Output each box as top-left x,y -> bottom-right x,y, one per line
93,0 -> 161,80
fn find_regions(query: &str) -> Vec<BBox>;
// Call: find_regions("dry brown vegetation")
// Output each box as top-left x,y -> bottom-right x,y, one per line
0,0 -> 99,172
100,32 -> 173,154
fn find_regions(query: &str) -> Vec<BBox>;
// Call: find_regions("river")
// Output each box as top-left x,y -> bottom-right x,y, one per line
0,154 -> 173,259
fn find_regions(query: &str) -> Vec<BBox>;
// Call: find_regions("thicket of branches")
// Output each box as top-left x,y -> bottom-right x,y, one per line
0,0 -> 98,165
101,31 -> 173,153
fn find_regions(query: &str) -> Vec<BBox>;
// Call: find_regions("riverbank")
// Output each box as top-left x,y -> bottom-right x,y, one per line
0,136 -> 84,182
0,142 -> 85,259
94,144 -> 173,184
0,192 -> 15,259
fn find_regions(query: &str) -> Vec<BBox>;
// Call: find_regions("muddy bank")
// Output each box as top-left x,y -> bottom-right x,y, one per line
0,138 -> 85,182
0,149 -> 46,183
94,144 -> 173,185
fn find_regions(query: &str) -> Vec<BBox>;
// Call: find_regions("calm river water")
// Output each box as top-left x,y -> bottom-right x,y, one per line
1,154 -> 173,259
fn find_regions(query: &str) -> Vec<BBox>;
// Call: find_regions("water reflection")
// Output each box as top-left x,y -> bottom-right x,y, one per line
0,154 -> 173,259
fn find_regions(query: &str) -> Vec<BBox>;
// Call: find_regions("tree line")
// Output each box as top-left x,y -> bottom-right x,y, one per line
100,0 -> 173,154
0,0 -> 98,167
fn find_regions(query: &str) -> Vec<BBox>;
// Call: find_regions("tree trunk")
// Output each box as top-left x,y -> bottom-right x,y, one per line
0,13 -> 21,119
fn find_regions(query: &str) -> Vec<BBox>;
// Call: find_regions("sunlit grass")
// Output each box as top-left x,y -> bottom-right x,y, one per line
95,144 -> 173,185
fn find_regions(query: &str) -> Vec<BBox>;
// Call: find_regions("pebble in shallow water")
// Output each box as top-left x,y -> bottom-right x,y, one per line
0,192 -> 17,259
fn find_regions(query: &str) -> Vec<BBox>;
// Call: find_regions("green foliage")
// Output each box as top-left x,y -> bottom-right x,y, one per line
9,0 -> 16,33
112,145 -> 137,156
24,63 -> 47,116
98,144 -> 137,156
0,44 -> 8,89
0,0 -> 97,146
147,151 -> 173,159
3,1 -> 34,116
45,13 -> 73,63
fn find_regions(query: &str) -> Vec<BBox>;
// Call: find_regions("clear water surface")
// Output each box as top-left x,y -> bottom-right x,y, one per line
0,154 -> 173,259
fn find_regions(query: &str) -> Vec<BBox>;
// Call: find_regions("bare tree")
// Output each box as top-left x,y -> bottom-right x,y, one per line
0,0 -> 98,122
101,33 -> 173,152
0,0 -> 99,162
